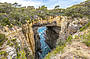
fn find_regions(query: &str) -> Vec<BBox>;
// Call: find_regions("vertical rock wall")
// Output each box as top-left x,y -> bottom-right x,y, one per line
22,23 -> 35,57
32,26 -> 41,59
45,26 -> 61,49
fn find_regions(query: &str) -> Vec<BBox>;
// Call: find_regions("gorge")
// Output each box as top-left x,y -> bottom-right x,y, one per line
0,15 -> 89,59
22,16 -> 89,59
21,16 -> 62,59
0,0 -> 90,59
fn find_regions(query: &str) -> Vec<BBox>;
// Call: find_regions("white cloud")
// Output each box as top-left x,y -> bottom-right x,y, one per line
0,0 -> 86,9
0,0 -> 42,8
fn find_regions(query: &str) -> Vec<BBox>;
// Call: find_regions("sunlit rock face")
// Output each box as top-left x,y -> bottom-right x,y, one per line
0,25 -> 34,59
44,16 -> 89,59
57,16 -> 89,45
6,46 -> 16,59
33,16 -> 89,59
0,15 -> 89,59
22,24 -> 35,56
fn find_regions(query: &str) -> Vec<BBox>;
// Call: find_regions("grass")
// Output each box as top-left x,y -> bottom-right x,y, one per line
11,38 -> 17,42
74,35 -> 79,39
45,45 -> 66,59
7,40 -> 14,47
83,31 -> 90,46
45,27 -> 90,59
0,51 -> 7,56
7,40 -> 10,45
16,50 -> 27,59
66,35 -> 73,43
80,22 -> 90,31
79,22 -> 90,47
0,33 -> 8,46
0,51 -> 8,59
45,35 -> 73,59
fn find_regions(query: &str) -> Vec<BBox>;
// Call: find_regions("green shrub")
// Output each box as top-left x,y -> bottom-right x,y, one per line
0,33 -> 6,46
74,35 -> 79,39
11,38 -> 16,42
80,22 -> 90,31
0,33 -> 5,41
16,50 -> 27,59
9,43 -> 14,47
84,41 -> 90,46
0,51 -> 7,56
66,35 -> 73,42
45,35 -> 73,59
7,40 -> 10,45
45,44 -> 66,59
0,51 -> 8,59
7,40 -> 14,47
83,31 -> 90,46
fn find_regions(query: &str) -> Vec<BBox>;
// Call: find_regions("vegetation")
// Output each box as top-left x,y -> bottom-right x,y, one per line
77,23 -> 90,47
54,5 -> 60,9
6,38 -> 28,59
0,33 -> 31,59
66,35 -> 73,43
16,50 -> 27,59
64,0 -> 90,18
0,51 -> 7,59
0,51 -> 7,56
82,28 -> 90,47
83,33 -> 90,46
80,22 -> 90,31
0,0 -> 89,27
45,35 -> 73,59
45,44 -> 66,59
0,0 -> 90,59
45,23 -> 90,59
0,33 -> 8,46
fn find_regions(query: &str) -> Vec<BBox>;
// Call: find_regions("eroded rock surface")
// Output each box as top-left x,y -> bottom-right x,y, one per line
45,26 -> 61,49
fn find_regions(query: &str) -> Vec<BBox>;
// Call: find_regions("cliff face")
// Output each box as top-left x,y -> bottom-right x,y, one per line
22,23 -> 35,57
0,16 -> 89,59
45,16 -> 88,49
32,26 -> 41,59
0,16 -> 62,59
45,26 -> 61,49
45,24 -> 90,59
57,16 -> 89,45
45,16 -> 89,59
0,26 -> 34,59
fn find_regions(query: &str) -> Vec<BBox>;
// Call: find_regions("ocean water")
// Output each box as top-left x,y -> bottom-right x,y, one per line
37,27 -> 51,59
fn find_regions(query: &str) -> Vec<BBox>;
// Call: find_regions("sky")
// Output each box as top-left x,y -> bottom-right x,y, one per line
0,0 -> 86,9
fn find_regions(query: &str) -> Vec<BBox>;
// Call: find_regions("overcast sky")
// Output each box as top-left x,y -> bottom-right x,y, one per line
0,0 -> 86,9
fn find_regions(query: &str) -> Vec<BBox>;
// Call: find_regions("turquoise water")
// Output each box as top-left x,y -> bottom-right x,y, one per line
37,27 -> 51,59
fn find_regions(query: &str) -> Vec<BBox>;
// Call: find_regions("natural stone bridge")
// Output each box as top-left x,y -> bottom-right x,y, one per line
22,16 -> 62,56
32,16 -> 61,27
2,16 -> 62,58
1,15 -> 88,59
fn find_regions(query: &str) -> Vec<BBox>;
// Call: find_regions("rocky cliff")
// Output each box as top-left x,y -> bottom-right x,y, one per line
45,23 -> 90,59
45,26 -> 61,49
0,25 -> 34,59
45,16 -> 89,59
0,16 -> 89,59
